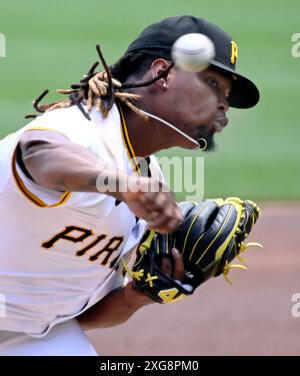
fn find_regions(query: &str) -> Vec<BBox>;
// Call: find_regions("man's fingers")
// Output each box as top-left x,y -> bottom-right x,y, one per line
147,214 -> 182,233
142,193 -> 182,233
123,177 -> 183,232
160,248 -> 184,281
172,248 -> 184,281
139,192 -> 168,212
147,207 -> 183,233
161,257 -> 173,277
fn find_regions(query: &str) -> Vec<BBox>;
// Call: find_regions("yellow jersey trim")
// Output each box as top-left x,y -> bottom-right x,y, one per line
117,103 -> 141,176
24,126 -> 70,139
11,127 -> 72,208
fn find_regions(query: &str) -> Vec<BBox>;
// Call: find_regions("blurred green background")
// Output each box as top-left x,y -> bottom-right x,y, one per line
0,0 -> 299,200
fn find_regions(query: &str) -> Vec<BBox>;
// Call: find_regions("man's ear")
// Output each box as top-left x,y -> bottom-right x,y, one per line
150,59 -> 172,90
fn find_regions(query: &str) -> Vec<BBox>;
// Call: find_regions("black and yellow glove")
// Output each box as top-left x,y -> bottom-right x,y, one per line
127,197 -> 262,304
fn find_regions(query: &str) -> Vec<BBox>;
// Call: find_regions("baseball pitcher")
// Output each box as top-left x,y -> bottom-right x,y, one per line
0,16 -> 261,355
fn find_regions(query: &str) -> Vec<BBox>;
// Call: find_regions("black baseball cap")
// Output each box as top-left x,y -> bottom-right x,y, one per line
125,16 -> 260,109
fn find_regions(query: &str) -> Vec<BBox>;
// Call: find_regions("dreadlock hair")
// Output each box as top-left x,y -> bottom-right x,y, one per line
25,45 -> 173,121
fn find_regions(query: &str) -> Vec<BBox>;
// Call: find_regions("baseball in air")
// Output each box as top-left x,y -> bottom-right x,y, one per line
171,33 -> 215,72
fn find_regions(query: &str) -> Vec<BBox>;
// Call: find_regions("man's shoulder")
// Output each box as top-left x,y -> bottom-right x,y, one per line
26,105 -> 93,130
21,104 -> 122,148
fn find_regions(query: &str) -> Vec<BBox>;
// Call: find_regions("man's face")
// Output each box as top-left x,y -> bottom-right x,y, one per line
160,65 -> 231,151
199,67 -> 231,150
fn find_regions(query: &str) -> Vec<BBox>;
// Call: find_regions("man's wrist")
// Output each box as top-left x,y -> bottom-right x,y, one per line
114,174 -> 139,202
124,281 -> 154,309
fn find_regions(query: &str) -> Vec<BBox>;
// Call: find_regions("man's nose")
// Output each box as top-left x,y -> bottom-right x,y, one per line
218,97 -> 229,113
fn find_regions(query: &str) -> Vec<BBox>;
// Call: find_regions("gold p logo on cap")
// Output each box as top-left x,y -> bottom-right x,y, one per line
231,41 -> 238,64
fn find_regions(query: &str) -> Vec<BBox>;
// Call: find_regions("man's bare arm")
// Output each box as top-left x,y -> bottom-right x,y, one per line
18,130 -> 183,233
78,282 -> 153,329
18,130 -> 126,196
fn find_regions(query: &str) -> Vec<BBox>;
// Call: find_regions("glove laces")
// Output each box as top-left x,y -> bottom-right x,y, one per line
222,241 -> 263,285
123,230 -> 159,287
121,255 -> 159,288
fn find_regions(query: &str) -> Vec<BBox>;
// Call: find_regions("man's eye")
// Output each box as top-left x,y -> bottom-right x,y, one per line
207,79 -> 219,89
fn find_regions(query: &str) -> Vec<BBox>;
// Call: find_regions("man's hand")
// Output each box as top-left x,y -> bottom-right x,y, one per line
121,177 -> 183,234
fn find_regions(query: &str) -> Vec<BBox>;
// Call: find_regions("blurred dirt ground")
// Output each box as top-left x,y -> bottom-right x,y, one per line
87,203 -> 300,355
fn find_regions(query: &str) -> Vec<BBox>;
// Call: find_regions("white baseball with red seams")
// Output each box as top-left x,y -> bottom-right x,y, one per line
171,33 -> 215,72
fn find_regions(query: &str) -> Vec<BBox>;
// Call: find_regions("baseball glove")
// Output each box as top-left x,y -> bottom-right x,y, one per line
125,197 -> 262,303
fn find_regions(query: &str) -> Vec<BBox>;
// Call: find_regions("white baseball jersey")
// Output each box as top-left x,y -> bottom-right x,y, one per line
0,104 -> 163,338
